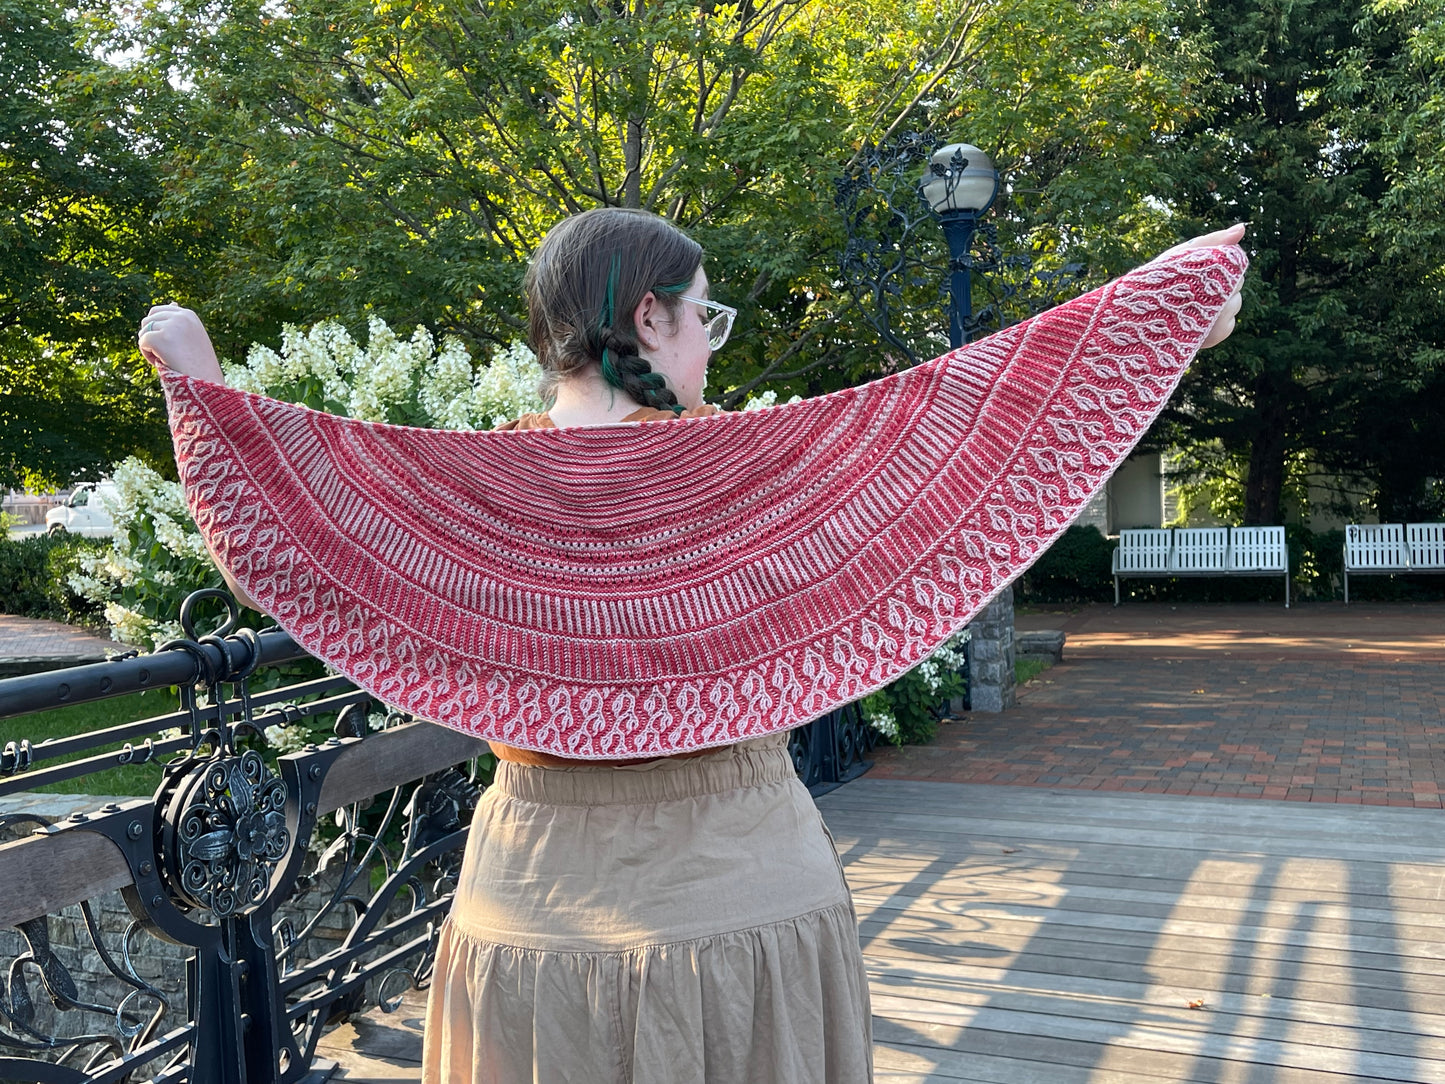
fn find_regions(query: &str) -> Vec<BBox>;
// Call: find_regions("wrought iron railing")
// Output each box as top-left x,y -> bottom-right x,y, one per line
789,702 -> 876,794
0,591 -> 873,1082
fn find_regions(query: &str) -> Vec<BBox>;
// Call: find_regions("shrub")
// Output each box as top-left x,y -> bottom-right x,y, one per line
1017,525 -> 1116,604
860,633 -> 969,746
69,457 -> 242,648
0,534 -> 56,616
74,321 -> 546,648
1291,526 -> 1342,600
0,534 -> 107,624
223,319 -> 543,430
44,537 -> 109,625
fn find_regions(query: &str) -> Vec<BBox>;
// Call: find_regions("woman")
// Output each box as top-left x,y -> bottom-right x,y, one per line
140,209 -> 1244,1083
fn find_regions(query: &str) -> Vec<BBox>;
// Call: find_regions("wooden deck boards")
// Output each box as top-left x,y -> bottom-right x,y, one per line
834,781 -> 1445,1083
327,780 -> 1445,1081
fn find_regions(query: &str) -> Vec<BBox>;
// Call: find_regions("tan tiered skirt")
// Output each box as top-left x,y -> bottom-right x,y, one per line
421,733 -> 873,1084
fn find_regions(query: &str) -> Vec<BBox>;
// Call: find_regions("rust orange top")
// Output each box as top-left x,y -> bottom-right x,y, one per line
490,404 -> 724,766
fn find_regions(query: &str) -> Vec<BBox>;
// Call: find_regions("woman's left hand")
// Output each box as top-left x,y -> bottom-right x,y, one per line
138,304 -> 225,382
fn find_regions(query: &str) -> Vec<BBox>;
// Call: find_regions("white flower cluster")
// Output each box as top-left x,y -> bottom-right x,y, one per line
863,704 -> 899,741
417,337 -> 480,429
69,456 -> 216,649
101,601 -> 161,646
859,630 -> 972,743
912,631 -> 971,695
740,389 -> 804,411
263,723 -> 314,755
474,340 -> 550,429
223,317 -> 545,430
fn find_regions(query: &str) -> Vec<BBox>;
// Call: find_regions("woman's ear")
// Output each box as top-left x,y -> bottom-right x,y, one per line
631,291 -> 662,353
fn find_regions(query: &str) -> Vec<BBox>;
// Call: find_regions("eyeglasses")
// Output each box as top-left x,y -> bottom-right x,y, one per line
680,295 -> 737,352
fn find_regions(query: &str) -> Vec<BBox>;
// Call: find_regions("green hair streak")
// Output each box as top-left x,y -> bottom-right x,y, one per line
599,253 -> 621,330
600,351 -> 622,387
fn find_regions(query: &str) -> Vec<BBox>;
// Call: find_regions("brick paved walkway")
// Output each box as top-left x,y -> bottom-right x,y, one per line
869,601 -> 1445,807
0,613 -> 113,671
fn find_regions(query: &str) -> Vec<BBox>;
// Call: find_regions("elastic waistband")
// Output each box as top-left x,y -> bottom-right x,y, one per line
490,733 -> 796,806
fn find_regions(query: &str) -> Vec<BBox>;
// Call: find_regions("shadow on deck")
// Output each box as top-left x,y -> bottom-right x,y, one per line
328,778 -> 1445,1082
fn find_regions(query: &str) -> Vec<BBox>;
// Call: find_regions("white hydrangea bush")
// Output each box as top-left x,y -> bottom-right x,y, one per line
740,389 -> 804,411
224,318 -> 545,430
860,630 -> 971,745
76,321 -> 545,649
863,705 -> 900,742
70,456 -> 210,650
913,634 -> 970,693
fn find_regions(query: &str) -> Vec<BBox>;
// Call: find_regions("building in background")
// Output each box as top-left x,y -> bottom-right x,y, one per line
1075,453 -> 1166,535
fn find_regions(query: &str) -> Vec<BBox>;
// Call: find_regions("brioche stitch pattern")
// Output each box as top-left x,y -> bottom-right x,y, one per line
159,246 -> 1247,758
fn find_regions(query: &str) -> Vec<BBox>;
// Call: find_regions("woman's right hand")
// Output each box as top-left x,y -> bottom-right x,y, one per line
1155,223 -> 1247,350
138,304 -> 225,383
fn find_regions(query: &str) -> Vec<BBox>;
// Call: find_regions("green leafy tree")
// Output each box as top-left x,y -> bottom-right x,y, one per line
120,0 -> 1208,401
1157,0 -> 1445,524
0,0 -> 204,488
14,0 -> 1217,490
1317,0 -> 1445,520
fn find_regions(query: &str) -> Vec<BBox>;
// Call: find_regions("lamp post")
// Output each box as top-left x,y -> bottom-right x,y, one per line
920,143 -> 1000,349
921,141 -> 1015,713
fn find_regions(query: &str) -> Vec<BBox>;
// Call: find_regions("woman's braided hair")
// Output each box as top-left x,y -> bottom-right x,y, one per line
525,207 -> 702,415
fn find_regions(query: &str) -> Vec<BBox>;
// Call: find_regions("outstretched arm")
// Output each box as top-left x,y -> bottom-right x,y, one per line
138,305 -> 261,612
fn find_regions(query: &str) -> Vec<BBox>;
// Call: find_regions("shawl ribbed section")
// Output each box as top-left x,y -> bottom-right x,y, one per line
159,244 -> 1247,757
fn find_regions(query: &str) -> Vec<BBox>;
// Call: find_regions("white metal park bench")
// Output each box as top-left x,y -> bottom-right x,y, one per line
1113,525 -> 1290,607
1343,523 -> 1445,603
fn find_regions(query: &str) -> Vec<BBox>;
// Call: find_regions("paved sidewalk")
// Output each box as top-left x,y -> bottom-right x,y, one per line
870,602 -> 1445,807
0,613 -> 115,674
1015,600 -> 1445,662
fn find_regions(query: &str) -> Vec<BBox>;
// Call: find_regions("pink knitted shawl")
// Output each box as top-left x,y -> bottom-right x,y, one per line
159,245 -> 1247,757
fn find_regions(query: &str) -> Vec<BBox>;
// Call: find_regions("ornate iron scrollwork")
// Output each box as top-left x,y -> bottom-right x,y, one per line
789,705 -> 876,795
405,768 -> 481,884
138,591 -> 298,919
0,578 -> 866,1083
157,750 -> 291,917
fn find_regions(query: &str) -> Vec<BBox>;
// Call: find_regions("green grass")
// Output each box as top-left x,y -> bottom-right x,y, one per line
1015,658 -> 1050,686
2,688 -> 180,796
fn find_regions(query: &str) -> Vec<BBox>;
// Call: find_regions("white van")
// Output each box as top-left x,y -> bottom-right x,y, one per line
45,480 -> 119,538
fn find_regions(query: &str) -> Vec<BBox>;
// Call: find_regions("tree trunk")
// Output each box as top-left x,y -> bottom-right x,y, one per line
622,116 -> 644,208
1244,368 -> 1291,525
